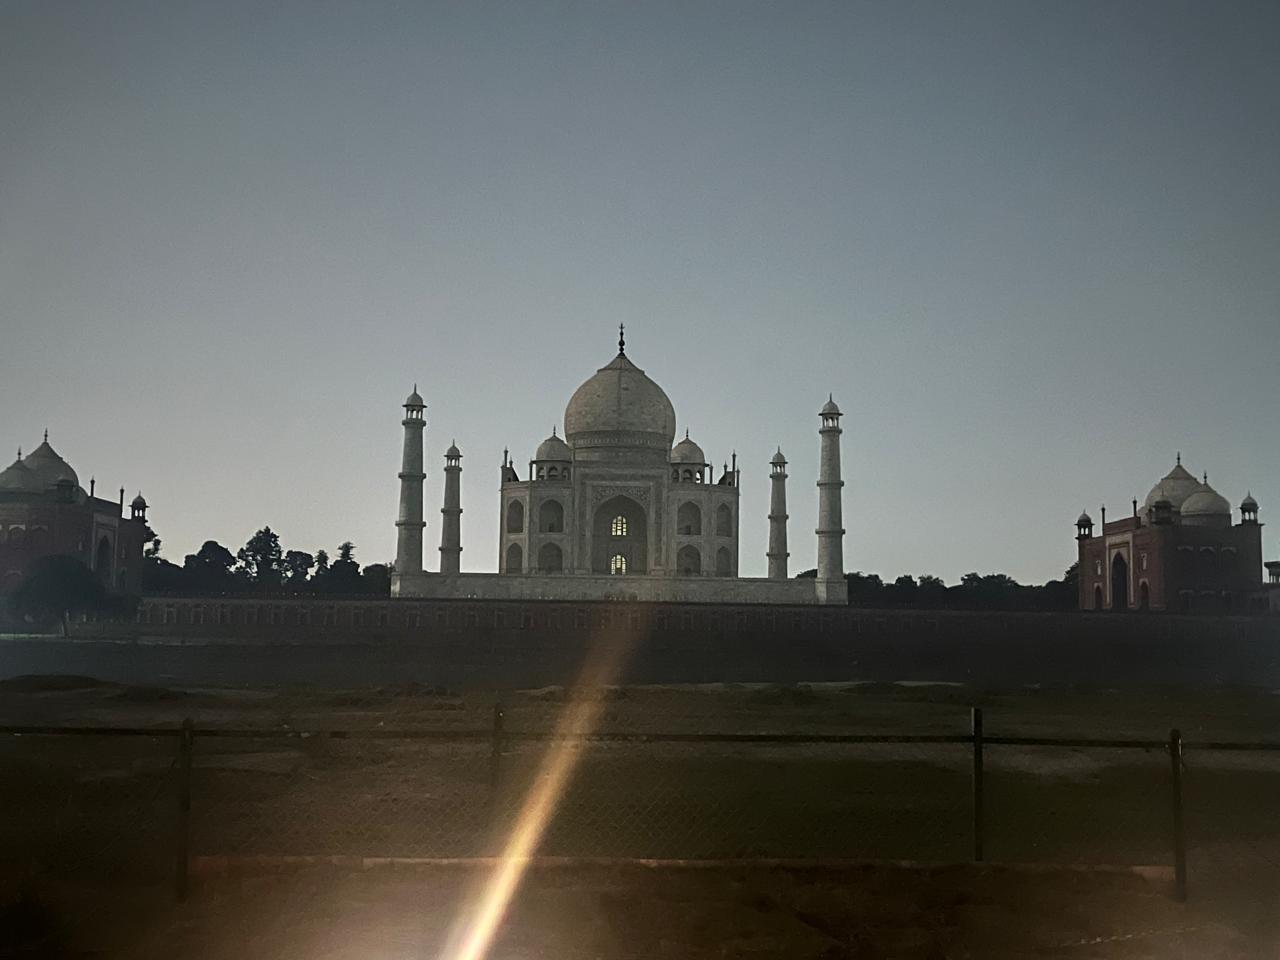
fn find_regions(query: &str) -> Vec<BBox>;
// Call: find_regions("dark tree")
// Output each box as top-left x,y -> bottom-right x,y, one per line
283,550 -> 315,587
360,563 -> 391,596
236,527 -> 283,588
9,556 -> 109,636
321,541 -> 361,593
845,571 -> 885,605
882,574 -> 918,606
141,534 -> 188,594
183,540 -> 239,594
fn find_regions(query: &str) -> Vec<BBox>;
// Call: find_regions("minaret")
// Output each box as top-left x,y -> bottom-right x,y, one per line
815,395 -> 847,604
767,448 -> 789,580
440,442 -> 463,574
395,386 -> 427,575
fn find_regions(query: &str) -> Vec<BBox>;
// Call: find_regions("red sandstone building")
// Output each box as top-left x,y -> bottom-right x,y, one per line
0,435 -> 150,596
1076,457 -> 1264,612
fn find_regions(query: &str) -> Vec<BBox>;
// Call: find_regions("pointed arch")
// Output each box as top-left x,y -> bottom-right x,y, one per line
677,502 -> 701,536
715,546 -> 732,576
506,500 -> 525,534
538,542 -> 563,573
676,545 -> 701,576
1110,553 -> 1129,611
592,495 -> 647,574
94,536 -> 113,584
505,542 -> 523,574
538,499 -> 564,533
715,503 -> 732,537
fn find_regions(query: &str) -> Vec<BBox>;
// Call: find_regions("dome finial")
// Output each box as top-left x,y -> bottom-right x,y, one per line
16,447 -> 21,460
1203,471 -> 1209,484
685,428 -> 689,440
618,322 -> 625,355
552,425 -> 557,437
43,428 -> 48,443
1176,451 -> 1181,465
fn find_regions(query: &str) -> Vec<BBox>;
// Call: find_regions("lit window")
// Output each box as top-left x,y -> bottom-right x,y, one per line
610,554 -> 627,575
611,515 -> 627,537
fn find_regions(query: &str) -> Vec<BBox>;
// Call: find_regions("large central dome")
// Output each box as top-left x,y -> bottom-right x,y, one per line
564,350 -> 677,450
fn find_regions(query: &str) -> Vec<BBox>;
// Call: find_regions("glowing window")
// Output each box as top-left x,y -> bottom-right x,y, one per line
611,515 -> 627,537
610,554 -> 627,575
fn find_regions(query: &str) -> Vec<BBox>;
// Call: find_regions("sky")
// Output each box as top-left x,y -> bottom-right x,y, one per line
2,0 -> 1278,585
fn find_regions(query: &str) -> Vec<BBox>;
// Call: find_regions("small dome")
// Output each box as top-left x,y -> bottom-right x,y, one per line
564,350 -> 676,449
23,439 -> 79,489
771,448 -> 787,466
0,455 -> 42,495
534,429 -> 570,462
1143,459 -> 1201,513
1181,484 -> 1232,525
1077,510 -> 1092,525
820,395 -> 841,417
670,431 -> 706,465
404,386 -> 424,408
1242,492 -> 1258,511
445,441 -> 461,459
131,492 -> 147,508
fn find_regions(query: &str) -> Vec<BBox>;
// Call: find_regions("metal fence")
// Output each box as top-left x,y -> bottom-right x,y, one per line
3,704 -> 1279,907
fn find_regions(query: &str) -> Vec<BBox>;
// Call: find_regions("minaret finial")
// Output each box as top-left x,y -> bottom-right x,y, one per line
618,323 -> 625,355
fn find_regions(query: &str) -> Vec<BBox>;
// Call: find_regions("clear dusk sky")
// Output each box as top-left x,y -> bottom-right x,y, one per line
2,1 -> 1277,584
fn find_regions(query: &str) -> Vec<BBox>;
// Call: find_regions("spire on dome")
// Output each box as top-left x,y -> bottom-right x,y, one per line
618,322 -> 626,355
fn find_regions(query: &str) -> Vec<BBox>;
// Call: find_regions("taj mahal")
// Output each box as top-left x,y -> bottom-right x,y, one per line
391,328 -> 847,605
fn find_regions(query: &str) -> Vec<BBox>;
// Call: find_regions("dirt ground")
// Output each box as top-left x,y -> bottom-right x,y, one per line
5,862 -> 1271,960
2,679 -> 1279,957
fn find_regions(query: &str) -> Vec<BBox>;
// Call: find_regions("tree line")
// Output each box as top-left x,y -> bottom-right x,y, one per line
795,564 -> 1079,611
142,527 -> 391,597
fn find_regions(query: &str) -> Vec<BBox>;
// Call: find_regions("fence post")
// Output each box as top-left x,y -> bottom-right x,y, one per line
488,703 -> 505,809
1169,727 -> 1187,901
971,707 -> 985,862
175,717 -> 194,902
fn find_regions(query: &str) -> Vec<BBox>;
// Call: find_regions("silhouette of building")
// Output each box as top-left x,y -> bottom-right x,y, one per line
393,329 -> 847,604
0,434 -> 151,595
1075,456 -> 1264,612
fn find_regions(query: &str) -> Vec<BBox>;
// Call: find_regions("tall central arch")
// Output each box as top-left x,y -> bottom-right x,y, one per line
592,495 -> 647,575
1110,553 -> 1129,611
